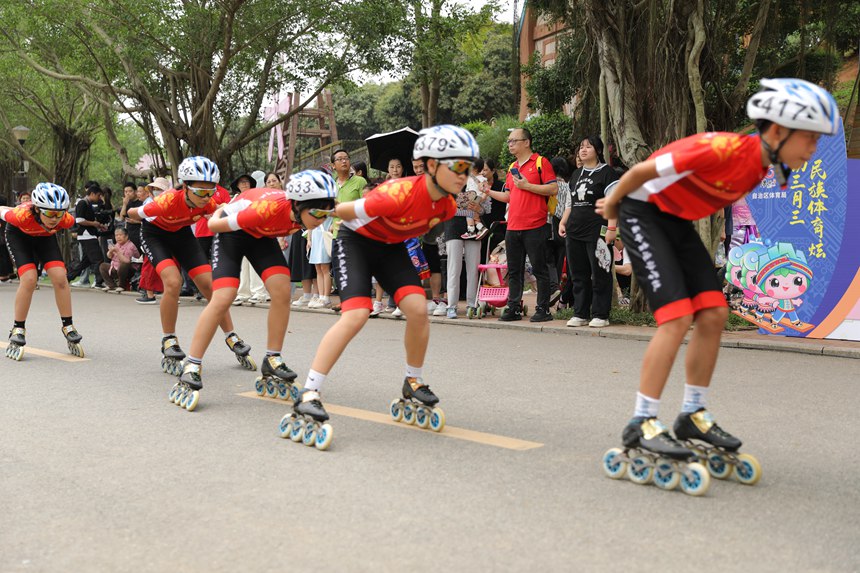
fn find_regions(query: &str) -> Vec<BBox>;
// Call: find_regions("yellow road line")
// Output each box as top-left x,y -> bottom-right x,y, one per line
0,341 -> 89,363
238,391 -> 544,451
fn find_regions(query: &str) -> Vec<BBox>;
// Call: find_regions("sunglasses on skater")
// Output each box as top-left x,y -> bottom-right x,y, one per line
439,159 -> 473,175
186,184 -> 217,198
307,208 -> 334,219
39,209 -> 67,219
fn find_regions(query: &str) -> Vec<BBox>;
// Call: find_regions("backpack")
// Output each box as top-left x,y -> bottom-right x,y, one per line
509,156 -> 556,215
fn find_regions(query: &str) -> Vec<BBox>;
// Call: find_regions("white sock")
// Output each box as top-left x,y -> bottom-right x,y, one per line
405,364 -> 423,379
681,384 -> 710,413
304,369 -> 326,392
634,392 -> 660,418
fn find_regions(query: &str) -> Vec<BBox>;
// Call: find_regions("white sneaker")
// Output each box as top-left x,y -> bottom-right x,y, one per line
432,302 -> 448,317
566,316 -> 589,327
248,294 -> 267,305
392,307 -> 403,318
307,297 -> 324,309
589,318 -> 610,328
292,297 -> 311,307
232,296 -> 248,306
70,280 -> 85,287
316,298 -> 332,309
370,300 -> 385,317
427,300 -> 438,314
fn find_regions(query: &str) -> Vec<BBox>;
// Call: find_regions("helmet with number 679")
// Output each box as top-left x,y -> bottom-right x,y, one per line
413,124 -> 479,162
31,182 -> 70,211
747,78 -> 840,136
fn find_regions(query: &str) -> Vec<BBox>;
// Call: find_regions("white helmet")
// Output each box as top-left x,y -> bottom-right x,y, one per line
747,78 -> 841,136
413,124 -> 479,161
177,156 -> 220,184
31,182 -> 70,210
284,170 -> 338,202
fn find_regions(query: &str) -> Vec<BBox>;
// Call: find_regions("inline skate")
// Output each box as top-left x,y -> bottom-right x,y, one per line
62,325 -> 85,358
602,417 -> 711,496
279,388 -> 333,451
169,362 -> 201,411
225,332 -> 256,371
160,336 -> 185,375
389,377 -> 445,432
254,355 -> 299,401
5,327 -> 26,361
674,408 -> 761,485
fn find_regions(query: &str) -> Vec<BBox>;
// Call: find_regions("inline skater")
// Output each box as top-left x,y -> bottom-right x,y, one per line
597,78 -> 840,494
1,183 -> 85,359
127,156 -> 253,377
280,124 -> 479,450
173,170 -> 335,411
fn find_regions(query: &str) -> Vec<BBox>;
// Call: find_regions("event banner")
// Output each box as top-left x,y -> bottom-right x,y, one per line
733,123 -> 859,340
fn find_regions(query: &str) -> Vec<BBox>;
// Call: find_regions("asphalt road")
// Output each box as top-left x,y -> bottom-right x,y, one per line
1,284 -> 858,572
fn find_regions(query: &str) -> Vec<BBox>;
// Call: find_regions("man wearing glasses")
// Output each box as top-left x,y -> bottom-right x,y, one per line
128,156 -> 252,377
488,128 -> 558,322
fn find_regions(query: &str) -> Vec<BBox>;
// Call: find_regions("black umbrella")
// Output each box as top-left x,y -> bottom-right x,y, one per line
365,127 -> 420,177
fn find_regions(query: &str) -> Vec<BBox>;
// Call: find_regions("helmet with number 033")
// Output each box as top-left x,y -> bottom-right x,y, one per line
284,170 -> 338,202
177,156 -> 220,184
31,182 -> 70,211
413,124 -> 479,162
747,78 -> 841,136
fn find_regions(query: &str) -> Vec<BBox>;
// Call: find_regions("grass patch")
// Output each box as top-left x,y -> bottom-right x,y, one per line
554,305 -> 759,331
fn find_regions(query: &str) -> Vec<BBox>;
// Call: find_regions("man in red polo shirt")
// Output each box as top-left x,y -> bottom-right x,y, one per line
488,128 -> 558,322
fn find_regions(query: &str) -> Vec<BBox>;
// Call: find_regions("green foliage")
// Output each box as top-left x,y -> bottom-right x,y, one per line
524,112 -> 575,159
461,121 -> 491,137
474,115 -> 519,166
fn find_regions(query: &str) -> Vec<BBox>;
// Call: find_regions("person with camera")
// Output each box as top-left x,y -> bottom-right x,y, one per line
68,183 -> 108,288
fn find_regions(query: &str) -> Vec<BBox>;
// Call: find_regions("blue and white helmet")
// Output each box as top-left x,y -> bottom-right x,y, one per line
31,182 -> 70,210
413,124 -> 479,162
177,156 -> 220,184
284,170 -> 338,202
747,78 -> 841,136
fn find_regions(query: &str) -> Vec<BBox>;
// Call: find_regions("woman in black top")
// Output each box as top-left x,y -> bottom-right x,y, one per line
559,135 -> 620,327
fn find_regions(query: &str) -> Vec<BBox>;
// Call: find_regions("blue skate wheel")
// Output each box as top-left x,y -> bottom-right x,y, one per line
429,407 -> 445,432
315,423 -> 333,451
732,453 -> 762,486
627,455 -> 653,485
278,414 -> 294,438
289,384 -> 301,403
302,421 -> 317,447
403,403 -> 416,425
169,384 -> 179,402
653,460 -> 681,490
415,406 -> 431,429
265,379 -> 278,398
254,377 -> 266,396
184,390 -> 200,412
289,418 -> 304,442
277,382 -> 289,400
389,399 -> 403,422
602,448 -> 628,480
680,462 -> 711,496
707,453 -> 731,479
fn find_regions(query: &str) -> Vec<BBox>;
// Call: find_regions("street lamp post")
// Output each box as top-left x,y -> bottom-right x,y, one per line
11,125 -> 30,204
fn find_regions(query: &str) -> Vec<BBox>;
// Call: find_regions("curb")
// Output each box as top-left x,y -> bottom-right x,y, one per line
58,284 -> 860,360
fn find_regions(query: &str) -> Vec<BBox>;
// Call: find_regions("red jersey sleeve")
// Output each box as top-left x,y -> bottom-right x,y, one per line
235,207 -> 265,231
140,195 -> 166,218
58,212 -> 76,230
657,133 -> 745,176
362,180 -> 413,219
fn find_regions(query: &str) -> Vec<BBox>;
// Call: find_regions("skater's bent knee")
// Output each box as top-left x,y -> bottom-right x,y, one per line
696,306 -> 728,329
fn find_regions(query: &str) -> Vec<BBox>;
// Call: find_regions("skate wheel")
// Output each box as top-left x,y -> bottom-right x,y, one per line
240,355 -> 257,371
278,414 -> 294,439
732,453 -> 762,486
6,345 -> 24,361
653,460 -> 681,491
315,423 -> 334,451
627,455 -> 653,485
706,453 -> 732,480
302,421 -> 317,447
289,418 -> 304,442
184,390 -> 200,412
277,382 -> 290,401
680,462 -> 710,496
289,383 -> 302,403
265,379 -> 278,399
176,387 -> 187,406
68,342 -> 85,358
402,403 -> 416,425
428,407 -> 445,432
389,399 -> 404,422
415,406 -> 431,429
169,383 -> 180,403
602,448 -> 628,480
161,357 -> 170,373
254,377 -> 266,396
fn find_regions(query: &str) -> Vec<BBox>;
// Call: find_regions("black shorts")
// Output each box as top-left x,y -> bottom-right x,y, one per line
619,199 -> 726,325
422,240 -> 441,274
211,230 -> 290,290
140,221 -> 210,278
334,228 -> 424,312
5,225 -> 65,275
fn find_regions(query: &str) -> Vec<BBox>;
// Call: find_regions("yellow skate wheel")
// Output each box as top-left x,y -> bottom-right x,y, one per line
733,453 -> 762,486
602,448 -> 627,480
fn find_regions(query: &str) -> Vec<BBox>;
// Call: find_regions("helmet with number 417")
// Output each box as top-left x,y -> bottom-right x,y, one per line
413,124 -> 479,162
747,78 -> 840,136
